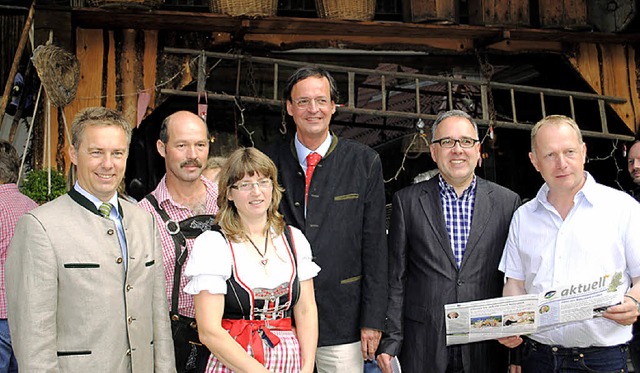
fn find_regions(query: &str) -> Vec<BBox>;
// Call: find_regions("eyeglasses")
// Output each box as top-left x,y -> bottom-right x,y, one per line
230,179 -> 273,192
291,97 -> 331,109
432,137 -> 479,148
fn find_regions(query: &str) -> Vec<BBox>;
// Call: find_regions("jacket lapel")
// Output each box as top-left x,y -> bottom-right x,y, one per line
459,177 -> 493,270
418,178 -> 458,269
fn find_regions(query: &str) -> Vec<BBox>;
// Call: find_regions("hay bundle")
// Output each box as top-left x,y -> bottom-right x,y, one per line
32,45 -> 80,107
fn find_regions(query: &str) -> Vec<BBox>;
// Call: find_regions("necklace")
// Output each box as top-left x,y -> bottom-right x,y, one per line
247,235 -> 269,267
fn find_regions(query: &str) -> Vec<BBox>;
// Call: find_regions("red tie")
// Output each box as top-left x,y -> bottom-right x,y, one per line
305,152 -> 322,203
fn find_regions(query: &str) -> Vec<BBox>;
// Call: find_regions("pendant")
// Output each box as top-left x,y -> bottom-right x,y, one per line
260,258 -> 269,266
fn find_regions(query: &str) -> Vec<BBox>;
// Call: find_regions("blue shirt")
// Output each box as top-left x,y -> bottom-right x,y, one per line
294,133 -> 332,173
439,175 -> 476,268
74,183 -> 127,269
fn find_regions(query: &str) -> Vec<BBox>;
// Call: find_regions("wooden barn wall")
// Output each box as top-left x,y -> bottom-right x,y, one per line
54,27 -> 159,173
568,43 -> 640,135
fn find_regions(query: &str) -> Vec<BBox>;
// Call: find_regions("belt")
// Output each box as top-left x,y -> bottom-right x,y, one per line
170,313 -> 197,330
524,336 -> 625,355
222,318 -> 292,364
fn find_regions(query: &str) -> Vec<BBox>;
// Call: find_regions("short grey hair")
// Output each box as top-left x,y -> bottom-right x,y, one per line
431,110 -> 479,142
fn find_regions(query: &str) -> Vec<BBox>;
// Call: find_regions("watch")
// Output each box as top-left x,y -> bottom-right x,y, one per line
624,294 -> 640,314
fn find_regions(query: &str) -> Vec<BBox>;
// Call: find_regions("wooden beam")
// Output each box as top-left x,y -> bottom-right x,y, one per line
121,29 -> 137,127
243,34 -> 474,52
142,30 -> 158,114
70,8 -> 640,50
67,28 -> 104,151
106,30 -> 117,109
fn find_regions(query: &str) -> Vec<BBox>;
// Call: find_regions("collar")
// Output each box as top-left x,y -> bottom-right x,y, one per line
154,175 -> 214,208
0,183 -> 20,193
533,172 -> 594,211
438,174 -> 477,200
74,182 -> 121,218
295,132 -> 332,168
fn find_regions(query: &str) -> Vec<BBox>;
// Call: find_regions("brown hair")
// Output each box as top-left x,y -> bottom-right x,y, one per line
71,107 -> 132,149
0,140 -> 19,184
216,147 -> 285,241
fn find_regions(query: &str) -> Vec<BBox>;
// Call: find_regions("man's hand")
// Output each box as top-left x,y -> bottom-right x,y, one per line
497,335 -> 523,348
509,364 -> 522,373
361,327 -> 382,360
376,353 -> 393,373
603,296 -> 639,326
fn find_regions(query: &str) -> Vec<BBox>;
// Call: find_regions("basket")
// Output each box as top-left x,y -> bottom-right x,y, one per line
86,0 -> 164,9
315,0 -> 375,21
209,0 -> 277,17
32,45 -> 80,107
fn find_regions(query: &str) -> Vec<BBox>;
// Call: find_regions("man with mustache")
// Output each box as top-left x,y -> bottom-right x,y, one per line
138,110 -> 219,373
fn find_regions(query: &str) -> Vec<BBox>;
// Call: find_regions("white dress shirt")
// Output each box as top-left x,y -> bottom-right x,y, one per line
499,172 -> 640,347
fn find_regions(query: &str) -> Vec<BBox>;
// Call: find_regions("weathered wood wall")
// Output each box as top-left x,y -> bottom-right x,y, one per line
57,28 -> 161,171
568,43 -> 639,134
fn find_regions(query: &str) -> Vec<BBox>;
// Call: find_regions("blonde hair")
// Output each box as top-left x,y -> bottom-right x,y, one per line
531,115 -> 583,154
216,147 -> 285,242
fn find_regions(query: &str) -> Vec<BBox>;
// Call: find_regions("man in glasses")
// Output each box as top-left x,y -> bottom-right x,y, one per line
267,67 -> 388,372
377,110 -> 520,373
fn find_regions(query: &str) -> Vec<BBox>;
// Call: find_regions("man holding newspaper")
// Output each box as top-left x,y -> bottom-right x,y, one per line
498,115 -> 640,372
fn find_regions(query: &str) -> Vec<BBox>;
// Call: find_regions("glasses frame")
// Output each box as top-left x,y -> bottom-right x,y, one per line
291,96 -> 331,109
432,137 -> 480,149
230,179 -> 273,192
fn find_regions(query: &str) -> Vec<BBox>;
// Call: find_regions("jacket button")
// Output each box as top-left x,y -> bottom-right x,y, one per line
116,257 -> 123,264
127,316 -> 136,324
457,280 -> 464,286
294,202 -> 300,207
126,284 -> 133,291
107,229 -> 115,235
171,314 -> 180,321
126,349 -> 131,356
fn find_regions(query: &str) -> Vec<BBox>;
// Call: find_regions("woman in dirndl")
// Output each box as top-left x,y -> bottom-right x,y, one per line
184,147 -> 319,373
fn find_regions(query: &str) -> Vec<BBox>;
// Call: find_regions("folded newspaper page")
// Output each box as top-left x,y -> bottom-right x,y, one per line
445,272 -> 625,345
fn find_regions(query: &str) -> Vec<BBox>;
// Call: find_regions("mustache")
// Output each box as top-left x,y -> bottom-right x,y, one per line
180,159 -> 202,168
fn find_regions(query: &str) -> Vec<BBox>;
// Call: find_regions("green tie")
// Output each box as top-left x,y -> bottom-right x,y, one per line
99,202 -> 112,218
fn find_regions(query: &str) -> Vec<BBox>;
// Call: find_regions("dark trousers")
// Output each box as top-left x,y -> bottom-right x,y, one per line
172,316 -> 210,373
629,322 -> 640,371
446,345 -> 464,373
521,337 -> 628,373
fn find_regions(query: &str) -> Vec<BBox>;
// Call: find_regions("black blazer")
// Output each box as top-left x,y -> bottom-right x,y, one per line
266,135 -> 388,346
378,176 -> 520,373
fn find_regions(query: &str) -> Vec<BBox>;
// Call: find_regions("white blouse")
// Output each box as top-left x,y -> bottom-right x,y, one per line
184,226 -> 320,295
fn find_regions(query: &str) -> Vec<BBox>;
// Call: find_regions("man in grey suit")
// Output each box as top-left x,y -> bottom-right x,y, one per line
377,110 -> 520,373
6,107 -> 175,372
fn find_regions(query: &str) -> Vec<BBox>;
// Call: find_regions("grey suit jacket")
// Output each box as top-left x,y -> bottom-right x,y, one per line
6,191 -> 175,372
378,176 -> 520,373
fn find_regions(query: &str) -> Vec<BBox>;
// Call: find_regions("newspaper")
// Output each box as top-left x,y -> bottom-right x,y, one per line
445,272 -> 626,345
